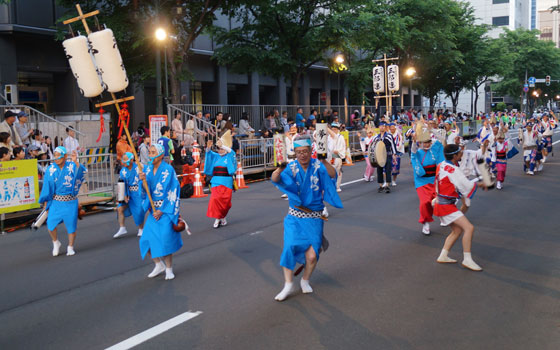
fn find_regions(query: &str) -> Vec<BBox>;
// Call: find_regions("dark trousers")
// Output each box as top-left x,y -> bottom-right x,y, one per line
377,159 -> 392,185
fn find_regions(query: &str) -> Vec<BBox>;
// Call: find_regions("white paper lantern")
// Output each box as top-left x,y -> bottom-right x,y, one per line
63,35 -> 104,98
315,123 -> 328,155
373,66 -> 385,94
89,29 -> 129,93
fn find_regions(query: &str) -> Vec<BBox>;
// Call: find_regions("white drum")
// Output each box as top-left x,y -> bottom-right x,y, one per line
63,35 -> 104,97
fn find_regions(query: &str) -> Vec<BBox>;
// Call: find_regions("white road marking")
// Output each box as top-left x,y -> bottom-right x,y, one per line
105,311 -> 202,350
340,178 -> 365,187
553,139 -> 560,145
249,230 -> 263,236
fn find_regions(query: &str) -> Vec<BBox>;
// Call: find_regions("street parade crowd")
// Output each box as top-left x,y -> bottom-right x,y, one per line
3,106 -> 558,301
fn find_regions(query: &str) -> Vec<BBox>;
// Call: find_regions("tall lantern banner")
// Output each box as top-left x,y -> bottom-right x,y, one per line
373,66 -> 385,93
315,123 -> 328,155
388,64 -> 399,92
273,133 -> 287,166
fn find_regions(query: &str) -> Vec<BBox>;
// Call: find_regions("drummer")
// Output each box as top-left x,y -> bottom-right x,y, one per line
371,122 -> 397,193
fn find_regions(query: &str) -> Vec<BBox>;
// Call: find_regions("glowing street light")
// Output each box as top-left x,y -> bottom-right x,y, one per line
155,28 -> 167,41
405,67 -> 416,77
335,54 -> 345,64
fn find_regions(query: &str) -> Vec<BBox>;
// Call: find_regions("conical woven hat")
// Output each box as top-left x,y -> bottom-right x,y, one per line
416,121 -> 431,142
220,130 -> 233,148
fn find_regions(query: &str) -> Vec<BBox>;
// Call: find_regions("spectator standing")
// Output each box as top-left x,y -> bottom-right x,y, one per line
0,111 -> 22,146
264,112 -> 278,132
306,109 -> 318,128
295,107 -> 305,129
280,111 -> 289,133
116,133 -> 133,167
157,126 -> 174,163
15,112 -> 34,147
44,136 -> 54,159
63,127 -> 80,154
171,112 -> 188,143
139,134 -> 150,165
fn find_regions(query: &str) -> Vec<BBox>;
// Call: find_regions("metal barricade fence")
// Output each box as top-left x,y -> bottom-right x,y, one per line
37,153 -> 115,200
238,138 -> 274,170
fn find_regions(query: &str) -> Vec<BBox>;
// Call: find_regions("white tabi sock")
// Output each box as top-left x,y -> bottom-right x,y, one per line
137,228 -> 143,237
113,227 -> 127,239
52,240 -> 61,257
274,282 -> 296,301
66,245 -> 75,256
437,249 -> 457,263
148,261 -> 166,278
422,222 -> 431,235
462,252 -> 482,271
165,267 -> 175,280
300,279 -> 313,294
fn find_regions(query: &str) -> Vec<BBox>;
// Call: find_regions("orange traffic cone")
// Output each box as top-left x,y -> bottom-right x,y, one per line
344,149 -> 354,166
235,161 -> 249,189
191,168 -> 208,198
192,141 -> 201,166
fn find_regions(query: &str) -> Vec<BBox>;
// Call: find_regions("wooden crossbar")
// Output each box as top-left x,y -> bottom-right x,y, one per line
63,4 -> 98,35
95,95 -> 135,108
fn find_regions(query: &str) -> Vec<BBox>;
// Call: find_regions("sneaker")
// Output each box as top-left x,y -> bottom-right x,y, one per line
281,194 -> 288,198
220,218 -> 228,226
384,186 -> 391,193
52,240 -> 61,257
527,170 -> 534,175
213,219 -> 220,229
537,164 -> 543,172
113,227 -> 128,239
66,246 -> 75,256
378,187 -> 384,193
422,223 -> 431,235
462,259 -> 483,271
391,181 -> 397,187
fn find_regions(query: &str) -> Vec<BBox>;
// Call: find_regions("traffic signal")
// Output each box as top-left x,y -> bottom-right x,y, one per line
546,75 -> 551,86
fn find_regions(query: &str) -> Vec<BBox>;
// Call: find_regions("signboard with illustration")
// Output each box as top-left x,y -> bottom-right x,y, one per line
0,159 -> 40,214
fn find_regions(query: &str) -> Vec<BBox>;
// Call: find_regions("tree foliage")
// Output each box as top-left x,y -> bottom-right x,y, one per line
211,0 -> 361,104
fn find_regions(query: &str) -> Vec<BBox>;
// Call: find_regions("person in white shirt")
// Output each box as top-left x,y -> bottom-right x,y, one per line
171,112 -> 188,142
327,122 -> 346,192
139,134 -> 151,165
519,122 -> 539,175
63,127 -> 81,154
238,112 -> 255,137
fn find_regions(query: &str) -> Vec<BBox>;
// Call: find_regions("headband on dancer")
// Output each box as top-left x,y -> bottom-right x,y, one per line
53,146 -> 67,160
444,147 -> 461,156
293,138 -> 312,148
124,152 -> 134,166
149,144 -> 165,164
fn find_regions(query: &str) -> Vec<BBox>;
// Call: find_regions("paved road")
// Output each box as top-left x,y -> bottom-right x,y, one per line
1,131 -> 560,350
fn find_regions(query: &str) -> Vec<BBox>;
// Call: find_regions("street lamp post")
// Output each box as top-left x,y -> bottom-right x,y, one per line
335,54 -> 344,109
155,27 -> 167,115
405,67 -> 416,109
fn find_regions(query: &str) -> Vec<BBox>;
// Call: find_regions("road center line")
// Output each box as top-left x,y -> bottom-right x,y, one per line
105,311 -> 202,350
341,178 -> 365,187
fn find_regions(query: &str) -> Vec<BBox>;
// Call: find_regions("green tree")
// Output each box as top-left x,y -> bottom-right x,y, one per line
493,28 -> 560,114
56,0 -> 240,105
211,0 -> 360,105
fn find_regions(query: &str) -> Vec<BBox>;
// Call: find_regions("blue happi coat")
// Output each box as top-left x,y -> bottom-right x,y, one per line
203,150 -> 237,189
38,160 -> 87,233
411,140 -> 444,189
139,161 -> 182,259
273,158 -> 343,270
118,163 -> 146,226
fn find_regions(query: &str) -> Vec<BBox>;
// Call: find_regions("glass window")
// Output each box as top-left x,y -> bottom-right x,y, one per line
492,16 -> 509,26
492,0 -> 509,4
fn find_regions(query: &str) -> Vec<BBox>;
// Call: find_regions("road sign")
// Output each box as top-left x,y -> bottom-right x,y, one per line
535,79 -> 546,83
523,84 -> 529,92
320,91 -> 327,102
529,77 -> 536,87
